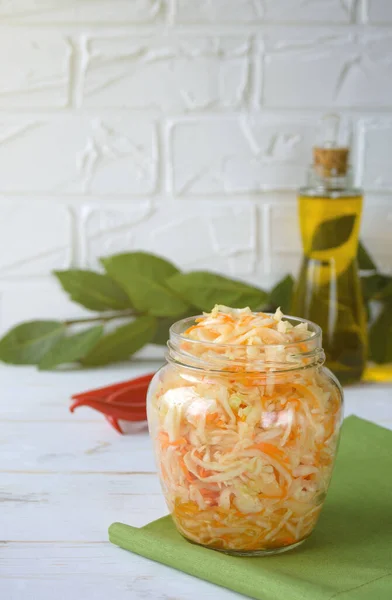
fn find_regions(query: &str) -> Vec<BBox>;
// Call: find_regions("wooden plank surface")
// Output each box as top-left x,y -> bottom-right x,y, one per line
0,421 -> 155,472
0,361 -> 161,421
0,543 -> 243,600
0,363 -> 391,600
1,473 -> 166,541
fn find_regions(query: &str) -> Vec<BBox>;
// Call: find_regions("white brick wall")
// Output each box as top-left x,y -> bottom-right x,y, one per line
0,0 -> 391,333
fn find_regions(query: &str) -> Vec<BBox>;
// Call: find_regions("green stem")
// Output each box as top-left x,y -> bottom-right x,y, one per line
64,310 -> 138,326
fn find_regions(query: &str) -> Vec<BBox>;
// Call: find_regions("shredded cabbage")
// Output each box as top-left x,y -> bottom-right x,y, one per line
150,306 -> 342,552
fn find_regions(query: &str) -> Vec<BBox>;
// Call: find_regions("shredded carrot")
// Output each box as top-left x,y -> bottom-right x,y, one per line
205,412 -> 219,424
253,442 -> 289,463
184,324 -> 199,335
180,459 -> 194,482
198,467 -> 213,478
159,432 -> 187,448
291,383 -> 320,407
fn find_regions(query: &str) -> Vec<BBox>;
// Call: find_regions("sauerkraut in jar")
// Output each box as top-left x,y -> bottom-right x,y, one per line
147,306 -> 343,556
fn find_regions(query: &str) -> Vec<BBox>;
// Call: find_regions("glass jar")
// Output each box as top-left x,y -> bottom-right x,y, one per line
147,315 -> 343,556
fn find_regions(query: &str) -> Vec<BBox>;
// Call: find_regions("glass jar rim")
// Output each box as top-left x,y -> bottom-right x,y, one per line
167,313 -> 324,374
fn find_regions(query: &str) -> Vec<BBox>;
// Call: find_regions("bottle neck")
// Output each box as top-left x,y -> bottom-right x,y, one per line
302,165 -> 361,196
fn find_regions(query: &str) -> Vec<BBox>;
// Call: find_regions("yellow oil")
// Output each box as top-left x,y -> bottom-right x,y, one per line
292,193 -> 367,385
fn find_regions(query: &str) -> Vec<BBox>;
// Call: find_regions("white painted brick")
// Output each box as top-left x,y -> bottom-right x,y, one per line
174,0 -> 261,22
269,202 -> 302,277
82,201 -> 259,277
0,0 -> 389,321
0,201 -> 72,277
262,29 -> 392,108
209,206 -> 256,257
82,36 -> 249,112
0,280 -> 89,335
359,118 -> 392,191
361,202 -> 392,274
81,201 -> 153,265
174,0 -> 352,23
367,1 -> 392,24
0,0 -> 165,23
170,115 -> 316,195
262,0 -> 354,22
0,116 -> 157,194
0,32 -> 71,108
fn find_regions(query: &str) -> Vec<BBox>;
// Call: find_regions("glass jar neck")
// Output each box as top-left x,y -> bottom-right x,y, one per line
167,315 -> 325,375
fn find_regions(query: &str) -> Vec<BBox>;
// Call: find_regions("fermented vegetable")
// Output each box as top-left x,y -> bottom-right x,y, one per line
148,306 -> 342,554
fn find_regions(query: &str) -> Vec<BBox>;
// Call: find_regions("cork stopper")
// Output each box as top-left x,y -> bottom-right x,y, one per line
312,114 -> 350,178
313,146 -> 349,178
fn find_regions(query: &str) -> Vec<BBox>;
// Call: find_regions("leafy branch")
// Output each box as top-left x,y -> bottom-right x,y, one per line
0,246 -> 390,371
0,252 -> 273,370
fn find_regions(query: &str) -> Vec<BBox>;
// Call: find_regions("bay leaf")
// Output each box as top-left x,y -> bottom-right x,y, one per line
364,300 -> 372,322
82,316 -> 156,366
374,278 -> 392,302
101,252 -> 189,317
54,270 -> 131,311
369,305 -> 392,364
151,317 -> 177,346
268,275 -> 294,314
166,271 -> 268,312
311,214 -> 357,252
361,273 -> 390,302
39,325 -> 104,370
357,241 -> 377,271
152,310 -> 196,346
0,321 -> 65,365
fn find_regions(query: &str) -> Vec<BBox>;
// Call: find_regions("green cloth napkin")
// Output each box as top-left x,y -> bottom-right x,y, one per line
109,416 -> 392,600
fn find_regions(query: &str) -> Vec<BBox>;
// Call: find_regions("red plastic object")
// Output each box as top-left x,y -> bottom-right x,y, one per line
70,372 -> 155,434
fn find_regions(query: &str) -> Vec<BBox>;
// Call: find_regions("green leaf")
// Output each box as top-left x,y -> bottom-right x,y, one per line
311,214 -> 357,252
364,300 -> 372,323
0,321 -> 65,365
38,325 -> 104,371
152,310 -> 196,346
166,271 -> 268,312
54,270 -> 132,311
361,274 -> 392,307
82,316 -> 156,367
369,305 -> 392,364
361,274 -> 386,302
374,278 -> 392,302
151,317 -> 176,346
357,241 -> 377,271
101,252 -> 189,317
269,275 -> 294,314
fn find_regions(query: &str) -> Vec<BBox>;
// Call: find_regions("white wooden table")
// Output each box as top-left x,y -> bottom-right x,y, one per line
1,363 -> 391,600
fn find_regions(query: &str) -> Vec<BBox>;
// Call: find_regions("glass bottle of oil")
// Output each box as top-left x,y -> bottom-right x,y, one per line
291,114 -> 367,385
